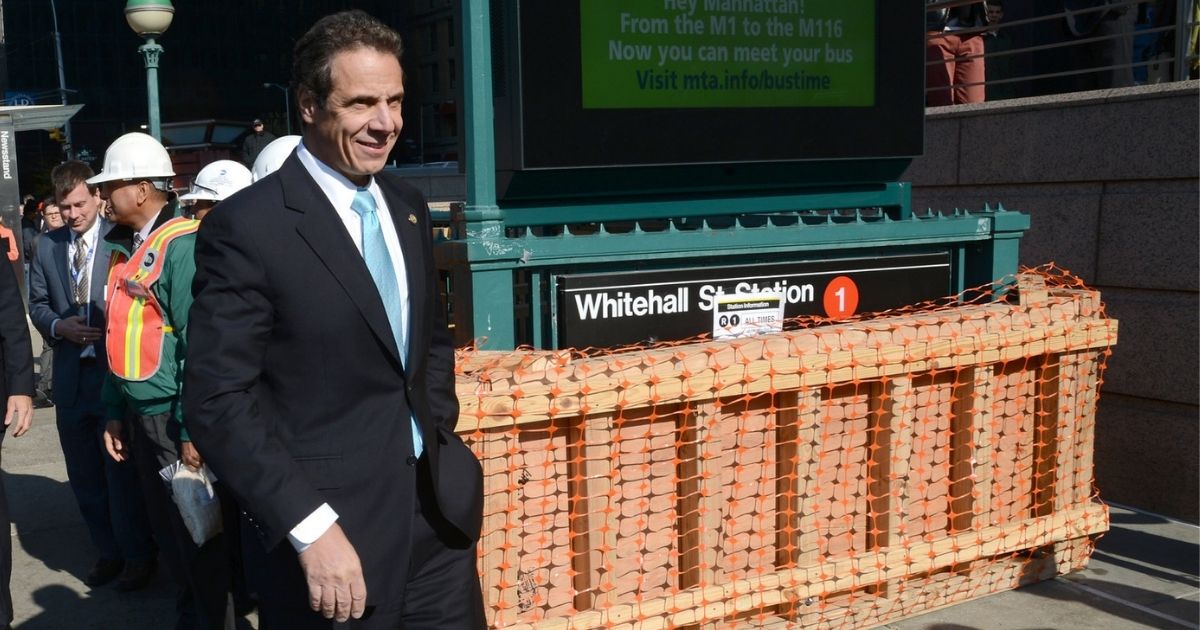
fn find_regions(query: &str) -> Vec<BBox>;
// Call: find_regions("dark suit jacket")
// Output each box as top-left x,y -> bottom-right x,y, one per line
184,154 -> 481,604
0,258 -> 33,404
28,222 -> 111,408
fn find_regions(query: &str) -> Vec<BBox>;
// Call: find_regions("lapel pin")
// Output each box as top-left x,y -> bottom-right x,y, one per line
408,213 -> 418,225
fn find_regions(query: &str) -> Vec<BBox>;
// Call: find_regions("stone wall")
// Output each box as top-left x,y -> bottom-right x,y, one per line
904,81 -> 1200,522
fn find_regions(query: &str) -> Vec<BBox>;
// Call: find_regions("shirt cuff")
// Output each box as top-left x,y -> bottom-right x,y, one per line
288,503 -> 339,554
50,319 -> 61,339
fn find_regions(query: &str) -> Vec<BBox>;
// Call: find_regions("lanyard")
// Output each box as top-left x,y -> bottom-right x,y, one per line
70,234 -> 94,324
69,236 -> 93,285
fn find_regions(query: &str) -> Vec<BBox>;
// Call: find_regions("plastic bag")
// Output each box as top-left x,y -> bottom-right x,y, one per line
159,461 -> 223,545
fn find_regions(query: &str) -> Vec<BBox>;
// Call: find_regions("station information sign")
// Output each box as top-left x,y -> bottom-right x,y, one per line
494,0 -> 924,199
580,0 -> 876,109
555,252 -> 950,348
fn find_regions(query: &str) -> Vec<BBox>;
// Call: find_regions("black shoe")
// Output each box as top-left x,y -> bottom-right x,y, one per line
85,558 -> 124,587
115,559 -> 156,592
32,391 -> 53,408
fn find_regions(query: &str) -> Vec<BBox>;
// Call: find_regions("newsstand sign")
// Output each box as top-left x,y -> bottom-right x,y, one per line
555,252 -> 950,348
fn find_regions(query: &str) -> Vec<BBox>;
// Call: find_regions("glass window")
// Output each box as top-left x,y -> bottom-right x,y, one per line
423,63 -> 439,95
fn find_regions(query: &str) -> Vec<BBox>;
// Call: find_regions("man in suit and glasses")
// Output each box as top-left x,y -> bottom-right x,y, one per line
27,161 -> 156,591
185,10 -> 485,629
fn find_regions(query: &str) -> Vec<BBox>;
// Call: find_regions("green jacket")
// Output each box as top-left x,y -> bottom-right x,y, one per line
102,202 -> 197,440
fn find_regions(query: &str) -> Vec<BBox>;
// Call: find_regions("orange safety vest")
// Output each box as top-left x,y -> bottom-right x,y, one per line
105,217 -> 199,382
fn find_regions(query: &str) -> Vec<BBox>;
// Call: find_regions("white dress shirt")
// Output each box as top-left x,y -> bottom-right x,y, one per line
51,217 -> 101,358
135,210 -> 161,247
287,141 -> 414,553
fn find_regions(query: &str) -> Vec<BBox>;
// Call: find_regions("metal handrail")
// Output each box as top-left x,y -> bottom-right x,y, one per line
925,0 -> 1198,100
929,0 -> 1152,37
927,23 -> 1180,66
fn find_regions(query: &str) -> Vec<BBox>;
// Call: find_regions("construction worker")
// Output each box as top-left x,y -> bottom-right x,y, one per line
179,160 -> 252,220
88,132 -> 234,630
176,157 -> 259,616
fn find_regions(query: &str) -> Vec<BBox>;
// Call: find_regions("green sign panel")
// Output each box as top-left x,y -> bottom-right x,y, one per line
580,0 -> 876,109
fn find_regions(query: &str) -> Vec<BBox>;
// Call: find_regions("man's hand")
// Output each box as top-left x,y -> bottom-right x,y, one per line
5,395 -> 32,437
180,440 -> 203,471
57,315 -> 103,346
297,523 -> 367,622
104,420 -> 127,462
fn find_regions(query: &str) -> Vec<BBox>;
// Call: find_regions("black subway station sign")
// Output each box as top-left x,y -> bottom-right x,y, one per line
554,252 -> 950,349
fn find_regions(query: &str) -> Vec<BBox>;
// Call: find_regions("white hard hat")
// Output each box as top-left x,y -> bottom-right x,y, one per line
252,135 -> 302,182
86,132 -> 175,185
179,160 -> 252,202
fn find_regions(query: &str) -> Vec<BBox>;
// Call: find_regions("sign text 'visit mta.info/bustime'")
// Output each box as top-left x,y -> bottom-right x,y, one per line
580,0 -> 875,109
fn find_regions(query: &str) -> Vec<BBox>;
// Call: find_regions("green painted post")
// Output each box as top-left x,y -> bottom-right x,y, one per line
961,204 -> 1031,295
989,204 -> 1031,290
124,0 -> 174,141
139,38 -> 164,141
460,0 -> 515,348
894,181 -> 912,220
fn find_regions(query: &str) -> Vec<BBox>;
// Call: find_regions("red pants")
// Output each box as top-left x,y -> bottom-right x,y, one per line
926,31 -> 986,106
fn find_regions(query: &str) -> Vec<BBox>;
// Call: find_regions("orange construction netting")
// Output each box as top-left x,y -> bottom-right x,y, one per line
454,264 -> 1117,630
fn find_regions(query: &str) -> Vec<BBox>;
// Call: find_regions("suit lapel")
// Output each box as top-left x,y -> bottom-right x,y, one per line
53,230 -> 72,301
91,221 -> 113,313
281,156 -> 404,369
377,175 -> 427,376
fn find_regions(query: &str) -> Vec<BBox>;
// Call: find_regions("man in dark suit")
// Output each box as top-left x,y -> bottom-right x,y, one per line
28,161 -> 156,591
0,241 -> 34,630
185,10 -> 484,629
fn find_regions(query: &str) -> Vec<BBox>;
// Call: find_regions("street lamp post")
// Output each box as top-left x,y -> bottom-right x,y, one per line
123,0 -> 174,141
263,83 -> 292,135
49,0 -> 74,159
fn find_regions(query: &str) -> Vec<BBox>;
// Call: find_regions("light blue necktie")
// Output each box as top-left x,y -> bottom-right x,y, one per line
351,188 -> 424,458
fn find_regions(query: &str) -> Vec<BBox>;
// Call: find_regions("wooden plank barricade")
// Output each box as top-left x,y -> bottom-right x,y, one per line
455,272 -> 1117,629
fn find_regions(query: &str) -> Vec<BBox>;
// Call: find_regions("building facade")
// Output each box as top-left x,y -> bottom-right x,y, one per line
1,0 -> 457,195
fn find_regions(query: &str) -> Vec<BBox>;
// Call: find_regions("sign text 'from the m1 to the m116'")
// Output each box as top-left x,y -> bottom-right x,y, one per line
580,0 -> 875,109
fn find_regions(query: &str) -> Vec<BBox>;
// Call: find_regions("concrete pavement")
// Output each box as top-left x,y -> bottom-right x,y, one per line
884,505 -> 1199,630
4,326 -> 255,629
5,399 -> 184,629
3,326 -> 1196,628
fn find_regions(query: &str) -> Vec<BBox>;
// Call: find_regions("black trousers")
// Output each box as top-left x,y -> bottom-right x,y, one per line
129,412 -> 234,630
256,454 -> 485,629
56,361 -> 154,564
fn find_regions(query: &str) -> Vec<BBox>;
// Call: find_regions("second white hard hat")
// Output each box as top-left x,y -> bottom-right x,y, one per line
85,132 -> 175,185
179,160 -> 253,202
252,135 -> 302,182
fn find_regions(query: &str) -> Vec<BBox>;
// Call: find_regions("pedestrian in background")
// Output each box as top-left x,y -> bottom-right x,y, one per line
20,201 -> 41,300
240,119 -> 277,168
1064,0 -> 1136,89
179,160 -> 252,221
41,202 -> 64,232
27,161 -> 157,592
927,1 -> 991,105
